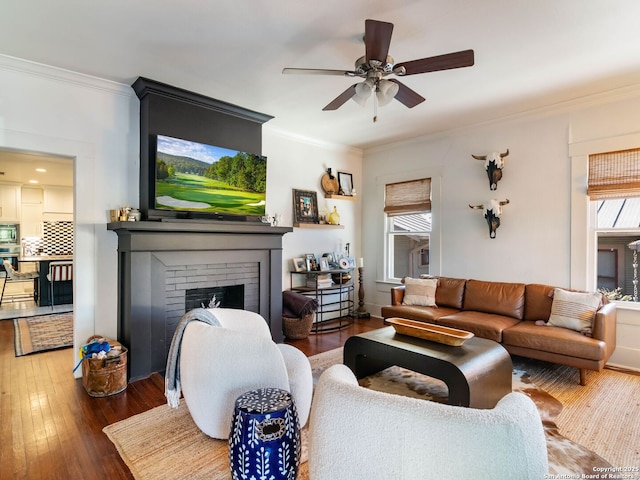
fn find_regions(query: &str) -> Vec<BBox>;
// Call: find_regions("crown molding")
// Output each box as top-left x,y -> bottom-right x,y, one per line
0,54 -> 132,97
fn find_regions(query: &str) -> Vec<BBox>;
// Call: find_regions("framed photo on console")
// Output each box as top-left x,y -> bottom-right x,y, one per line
293,189 -> 319,224
292,257 -> 306,272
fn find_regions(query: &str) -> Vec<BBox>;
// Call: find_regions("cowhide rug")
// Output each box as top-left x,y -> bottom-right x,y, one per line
311,351 -> 612,476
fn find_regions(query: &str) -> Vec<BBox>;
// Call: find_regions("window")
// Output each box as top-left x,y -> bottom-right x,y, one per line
384,178 -> 431,281
589,148 -> 640,301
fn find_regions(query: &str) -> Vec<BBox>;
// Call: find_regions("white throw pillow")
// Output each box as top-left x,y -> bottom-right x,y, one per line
548,288 -> 601,335
402,277 -> 437,307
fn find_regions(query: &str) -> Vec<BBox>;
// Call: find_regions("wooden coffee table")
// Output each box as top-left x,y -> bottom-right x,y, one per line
343,326 -> 512,409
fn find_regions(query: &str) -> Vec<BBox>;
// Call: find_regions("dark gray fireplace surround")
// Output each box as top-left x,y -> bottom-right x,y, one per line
108,221 -> 292,381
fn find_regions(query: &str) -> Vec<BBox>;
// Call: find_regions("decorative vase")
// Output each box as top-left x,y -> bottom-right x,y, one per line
327,206 -> 340,225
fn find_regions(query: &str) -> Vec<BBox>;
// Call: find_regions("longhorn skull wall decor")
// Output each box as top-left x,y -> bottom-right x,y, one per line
471,149 -> 510,190
469,199 -> 510,239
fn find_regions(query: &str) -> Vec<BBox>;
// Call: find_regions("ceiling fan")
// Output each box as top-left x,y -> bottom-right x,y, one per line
282,19 -> 475,122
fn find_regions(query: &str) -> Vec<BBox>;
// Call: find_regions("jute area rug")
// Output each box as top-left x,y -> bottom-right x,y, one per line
104,348 -> 640,479
13,312 -> 73,356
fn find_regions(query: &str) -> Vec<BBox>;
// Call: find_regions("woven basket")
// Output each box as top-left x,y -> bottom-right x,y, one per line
81,336 -> 128,397
283,312 -> 315,339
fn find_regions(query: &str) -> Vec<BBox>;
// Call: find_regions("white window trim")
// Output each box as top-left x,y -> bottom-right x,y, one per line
570,131 -> 640,293
375,170 -> 441,284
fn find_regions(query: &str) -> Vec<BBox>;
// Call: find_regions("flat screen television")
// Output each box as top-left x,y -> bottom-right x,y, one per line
150,134 -> 267,221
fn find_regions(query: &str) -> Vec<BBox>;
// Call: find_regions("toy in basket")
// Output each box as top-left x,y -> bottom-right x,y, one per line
77,336 -> 128,397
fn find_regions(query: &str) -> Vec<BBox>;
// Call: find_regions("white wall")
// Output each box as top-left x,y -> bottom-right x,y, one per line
362,88 -> 640,370
0,55 -> 364,377
262,127 -> 363,290
0,56 -> 138,375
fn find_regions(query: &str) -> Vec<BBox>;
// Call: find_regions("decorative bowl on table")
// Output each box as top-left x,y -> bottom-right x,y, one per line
331,273 -> 351,284
385,318 -> 474,346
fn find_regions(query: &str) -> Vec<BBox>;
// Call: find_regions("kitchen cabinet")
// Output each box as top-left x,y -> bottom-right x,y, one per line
0,185 -> 20,221
21,203 -> 43,237
20,187 -> 43,238
43,186 -> 73,221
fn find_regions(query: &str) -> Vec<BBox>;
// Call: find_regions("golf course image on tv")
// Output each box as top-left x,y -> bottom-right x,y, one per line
154,135 -> 267,217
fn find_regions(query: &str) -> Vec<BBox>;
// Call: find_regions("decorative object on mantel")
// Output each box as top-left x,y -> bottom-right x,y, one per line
471,149 -> 510,191
293,189 -> 320,225
320,168 -> 339,195
469,199 -> 510,239
262,213 -> 283,226
326,206 -> 341,225
110,206 -> 142,222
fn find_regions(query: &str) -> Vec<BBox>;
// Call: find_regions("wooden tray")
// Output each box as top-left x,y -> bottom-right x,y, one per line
386,318 -> 474,346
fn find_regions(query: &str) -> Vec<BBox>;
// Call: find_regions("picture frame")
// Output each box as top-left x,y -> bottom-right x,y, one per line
305,253 -> 318,271
338,172 -> 353,196
292,257 -> 306,272
293,189 -> 319,224
320,258 -> 330,271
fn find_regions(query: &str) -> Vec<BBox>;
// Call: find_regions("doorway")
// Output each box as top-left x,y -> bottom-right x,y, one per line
0,148 -> 74,319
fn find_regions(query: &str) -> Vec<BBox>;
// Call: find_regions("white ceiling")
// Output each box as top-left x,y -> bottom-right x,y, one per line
1,1 -> 640,150
0,149 -> 73,188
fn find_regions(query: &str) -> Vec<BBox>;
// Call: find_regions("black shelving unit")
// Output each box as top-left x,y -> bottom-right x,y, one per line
289,269 -> 354,332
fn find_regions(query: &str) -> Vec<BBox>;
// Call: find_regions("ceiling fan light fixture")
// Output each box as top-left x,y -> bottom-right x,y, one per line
376,79 -> 399,106
354,78 -> 375,98
351,93 -> 369,107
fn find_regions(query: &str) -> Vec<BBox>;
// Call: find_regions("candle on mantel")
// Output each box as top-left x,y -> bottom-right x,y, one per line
359,257 -> 364,268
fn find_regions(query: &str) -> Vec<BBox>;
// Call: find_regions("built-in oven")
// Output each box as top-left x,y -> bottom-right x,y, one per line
0,224 -> 19,245
0,225 -> 20,273
0,246 -> 19,272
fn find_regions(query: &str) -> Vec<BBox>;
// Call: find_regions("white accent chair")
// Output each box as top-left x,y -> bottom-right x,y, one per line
179,308 -> 313,440
308,364 -> 548,480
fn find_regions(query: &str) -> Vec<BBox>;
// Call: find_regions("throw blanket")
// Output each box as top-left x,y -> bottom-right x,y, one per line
282,290 -> 318,318
165,308 -> 220,408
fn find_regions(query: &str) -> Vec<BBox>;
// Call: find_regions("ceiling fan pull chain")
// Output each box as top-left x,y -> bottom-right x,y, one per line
373,89 -> 378,123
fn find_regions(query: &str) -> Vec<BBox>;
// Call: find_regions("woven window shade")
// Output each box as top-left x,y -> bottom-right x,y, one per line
588,148 -> 640,200
384,178 -> 431,216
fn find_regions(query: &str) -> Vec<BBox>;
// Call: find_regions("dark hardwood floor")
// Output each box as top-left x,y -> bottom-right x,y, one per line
0,316 -> 383,479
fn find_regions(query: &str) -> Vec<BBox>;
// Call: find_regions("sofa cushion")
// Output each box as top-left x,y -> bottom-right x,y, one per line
524,284 -> 556,321
437,311 -> 520,342
435,277 -> 466,309
381,305 -> 461,323
463,279 -> 526,319
548,288 -> 601,335
502,321 -> 605,361
402,277 -> 437,306
419,276 -> 467,308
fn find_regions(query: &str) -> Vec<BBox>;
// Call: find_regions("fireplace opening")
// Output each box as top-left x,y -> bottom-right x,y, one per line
185,285 -> 245,311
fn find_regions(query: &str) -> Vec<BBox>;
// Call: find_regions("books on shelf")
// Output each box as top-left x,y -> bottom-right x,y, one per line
307,273 -> 333,288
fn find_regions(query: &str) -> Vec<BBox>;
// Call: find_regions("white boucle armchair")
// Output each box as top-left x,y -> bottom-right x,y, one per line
178,308 -> 313,440
308,364 -> 548,480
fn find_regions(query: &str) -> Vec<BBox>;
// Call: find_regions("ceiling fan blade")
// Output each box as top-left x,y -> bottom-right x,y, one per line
387,79 -> 425,108
282,68 -> 357,77
322,85 -> 358,111
365,19 -> 394,63
395,49 -> 475,76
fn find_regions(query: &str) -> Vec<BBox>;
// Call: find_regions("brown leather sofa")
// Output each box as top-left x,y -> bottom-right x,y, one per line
380,277 -> 617,385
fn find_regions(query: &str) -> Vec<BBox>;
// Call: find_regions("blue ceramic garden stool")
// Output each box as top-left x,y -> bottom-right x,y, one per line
229,388 -> 300,480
